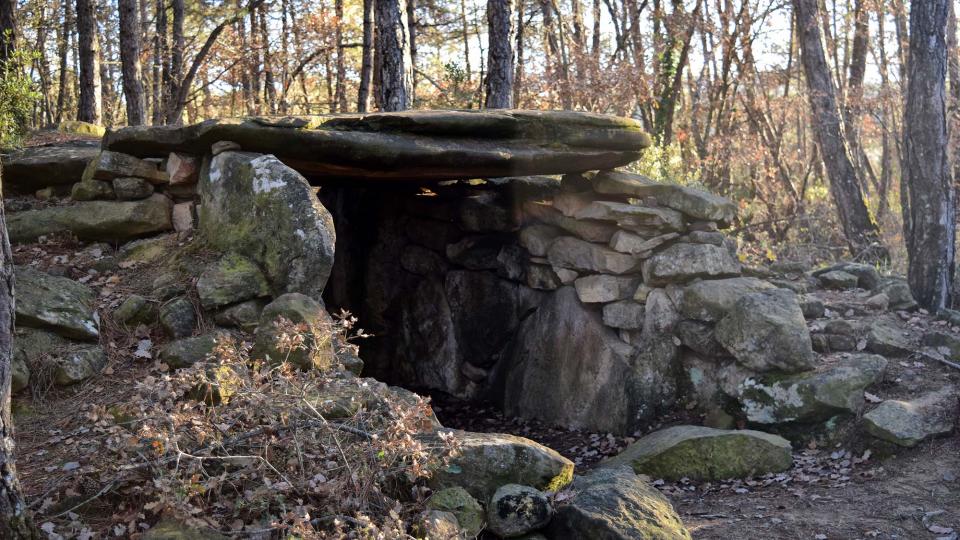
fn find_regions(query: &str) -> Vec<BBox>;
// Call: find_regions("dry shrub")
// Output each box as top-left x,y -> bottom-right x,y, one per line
89,315 -> 459,538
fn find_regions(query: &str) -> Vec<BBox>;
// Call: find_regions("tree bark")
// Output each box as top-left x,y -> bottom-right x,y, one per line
902,0 -> 954,311
484,0 -> 514,108
357,0 -> 375,112
793,0 -> 887,262
0,0 -> 15,64
334,0 -> 348,112
55,0 -> 71,122
119,0 -> 145,125
513,0 -> 524,106
76,0 -> 102,123
0,164 -> 38,540
375,0 -> 412,111
259,5 -> 276,113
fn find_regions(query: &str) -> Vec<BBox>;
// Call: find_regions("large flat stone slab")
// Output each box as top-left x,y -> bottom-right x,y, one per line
104,111 -> 650,180
1,144 -> 100,192
8,194 -> 173,242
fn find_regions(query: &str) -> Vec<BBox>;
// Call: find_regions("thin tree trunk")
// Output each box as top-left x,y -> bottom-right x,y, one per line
357,0 -> 374,112
248,7 -> 261,112
165,0 -> 184,124
119,0 -> 145,125
0,162 -> 38,540
76,0 -> 102,123
459,0 -> 472,77
794,0 -> 887,262
259,5 -> 276,113
485,0 -> 514,108
513,0 -> 524,106
406,0 -> 417,103
55,0 -> 70,122
902,0 -> 954,311
334,0 -> 348,112
0,0 -> 15,64
375,0 -> 411,111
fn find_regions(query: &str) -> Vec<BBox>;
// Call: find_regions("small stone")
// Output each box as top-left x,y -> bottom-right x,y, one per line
642,243 -> 741,286
526,264 -> 562,290
487,484 -> 553,538
112,177 -> 155,200
54,347 -> 107,386
159,297 -> 197,339
877,278 -> 918,310
15,266 -> 99,340
416,510 -> 461,540
160,333 -> 228,370
602,425 -> 793,481
866,318 -> 913,356
251,293 -> 335,370
608,230 -> 679,256
574,275 -> 640,303
172,201 -> 195,232
813,262 -> 881,290
196,253 -> 271,309
519,223 -> 564,257
866,293 -> 890,311
113,294 -> 158,326
211,140 -> 241,155
71,180 -> 115,201
574,201 -> 686,234
864,386 -> 957,447
548,236 -> 640,274
818,270 -> 859,290
426,487 -> 484,539
798,295 -> 826,319
602,300 -> 645,329
680,230 -> 725,246
553,267 -> 578,284
166,152 -> 200,185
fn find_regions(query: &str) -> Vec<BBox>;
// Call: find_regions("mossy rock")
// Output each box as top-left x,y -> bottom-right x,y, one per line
143,518 -> 227,540
426,487 -> 484,538
57,120 -> 106,138
15,266 -> 99,340
159,332 -> 229,369
71,179 -> 115,201
250,293 -> 335,370
113,294 -> 158,326
196,253 -> 270,309
603,425 -> 793,481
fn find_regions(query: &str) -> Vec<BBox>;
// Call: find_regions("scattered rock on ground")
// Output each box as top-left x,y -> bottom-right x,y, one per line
113,294 -> 158,326
603,425 -> 793,481
487,484 -> 553,538
159,296 -> 197,339
864,386 -> 958,447
15,266 -> 99,340
818,270 -> 859,290
160,333 -> 229,369
426,486 -> 484,539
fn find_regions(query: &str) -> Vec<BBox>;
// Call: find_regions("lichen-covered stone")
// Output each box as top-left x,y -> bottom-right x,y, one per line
251,293 -> 335,370
426,487 -> 484,538
519,223 -> 564,257
573,201 -> 686,234
813,262 -> 881,290
523,201 -> 620,243
200,152 -> 336,298
15,266 -> 99,340
591,170 -> 737,226
602,300 -> 645,329
159,297 -> 197,339
715,289 -> 814,374
213,298 -> 267,330
547,236 -> 640,274
738,354 -> 888,424
71,180 -> 115,201
54,347 -> 107,386
2,144 -> 100,193
680,277 -> 776,322
642,243 -> 741,286
876,278 -> 918,310
196,253 -> 271,309
487,484 -> 553,538
603,425 -> 793,481
866,318 -> 913,356
113,294 -> 158,326
112,177 -> 155,200
818,270 -> 859,290
573,274 -> 640,303
8,194 -> 173,242
81,150 -> 169,184
609,230 -> 679,256
864,386 -> 957,447
547,466 -> 691,540
431,430 -> 574,503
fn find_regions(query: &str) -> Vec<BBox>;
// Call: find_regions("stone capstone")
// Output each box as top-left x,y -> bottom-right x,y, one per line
200,152 -> 336,298
602,425 -> 793,481
546,466 -> 691,540
15,266 -> 99,340
714,289 -> 815,374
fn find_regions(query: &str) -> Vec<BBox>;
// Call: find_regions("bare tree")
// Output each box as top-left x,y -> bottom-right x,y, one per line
375,0 -> 412,111
793,0 -> 887,262
119,0 -> 145,125
485,0 -> 514,108
358,0 -> 375,112
902,0 -> 954,311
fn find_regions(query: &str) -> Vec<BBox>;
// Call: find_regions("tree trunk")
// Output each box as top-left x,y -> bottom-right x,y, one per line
0,163 -> 37,540
793,0 -> 887,262
484,0 -> 514,108
513,0 -> 524,106
164,0 -> 184,124
0,0 -> 15,64
76,0 -> 102,123
902,0 -> 954,311
406,0 -> 417,103
119,0 -> 145,125
357,0 -> 374,112
55,0 -> 70,122
375,0 -> 412,111
334,0 -> 347,112
259,5 -> 276,113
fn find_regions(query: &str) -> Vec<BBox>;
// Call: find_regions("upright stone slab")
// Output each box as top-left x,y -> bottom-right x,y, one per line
200,152 -> 336,298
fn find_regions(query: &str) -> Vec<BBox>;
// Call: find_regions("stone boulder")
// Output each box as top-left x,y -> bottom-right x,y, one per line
200,152 -> 336,298
81,150 -> 169,184
641,243 -> 741,286
112,177 -> 155,200
8,194 -> 173,242
13,328 -> 105,386
250,293 -> 335,370
547,236 -> 640,275
714,289 -> 814,374
573,202 -> 685,234
817,270 -> 859,290
680,277 -> 776,322
876,278 -> 918,310
487,484 -> 553,538
502,286 -> 676,434
430,430 -> 574,503
546,466 -> 691,540
15,266 -> 99,340
105,110 -> 651,180
602,425 -> 793,481
426,486 -> 484,539
864,386 -> 958,447
1,144 -> 100,192
159,333 -> 229,369
737,354 -> 887,425
591,170 -> 737,226
865,318 -> 913,356
196,253 -> 271,309
573,274 -> 639,303
159,297 -> 197,339
71,180 -> 115,201
113,294 -> 159,326
813,262 -> 881,291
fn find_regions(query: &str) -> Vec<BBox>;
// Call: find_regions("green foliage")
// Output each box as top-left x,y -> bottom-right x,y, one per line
0,49 -> 40,148
628,141 -> 701,187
